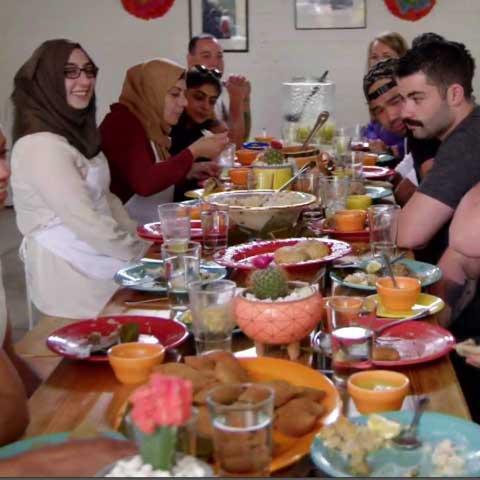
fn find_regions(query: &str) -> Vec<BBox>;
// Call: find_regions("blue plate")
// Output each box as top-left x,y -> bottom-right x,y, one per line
311,411 -> 480,477
114,259 -> 227,293
376,153 -> 396,165
0,431 -> 124,460
330,258 -> 442,292
365,185 -> 392,200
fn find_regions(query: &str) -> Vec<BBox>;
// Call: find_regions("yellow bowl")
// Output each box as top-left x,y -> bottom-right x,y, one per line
347,370 -> 410,414
376,276 -> 421,312
346,194 -> 372,210
333,209 -> 366,232
108,342 -> 165,384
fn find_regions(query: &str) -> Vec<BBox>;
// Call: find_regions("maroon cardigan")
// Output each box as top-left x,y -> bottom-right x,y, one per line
100,103 -> 194,203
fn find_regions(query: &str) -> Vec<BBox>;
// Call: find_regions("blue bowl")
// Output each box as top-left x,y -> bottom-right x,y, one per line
242,141 -> 269,151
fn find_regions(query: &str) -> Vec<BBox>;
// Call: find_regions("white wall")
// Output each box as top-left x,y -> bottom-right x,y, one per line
1,0 -> 480,138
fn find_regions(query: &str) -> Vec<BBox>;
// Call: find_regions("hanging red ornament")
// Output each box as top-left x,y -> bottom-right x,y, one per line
384,0 -> 436,22
122,0 -> 175,20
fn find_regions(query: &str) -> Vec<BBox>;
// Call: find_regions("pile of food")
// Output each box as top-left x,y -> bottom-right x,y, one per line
274,239 -> 330,264
214,191 -> 306,208
151,351 -> 327,458
254,147 -> 287,166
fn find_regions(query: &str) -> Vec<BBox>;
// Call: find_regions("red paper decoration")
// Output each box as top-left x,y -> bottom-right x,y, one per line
384,0 -> 436,22
122,0 -> 175,20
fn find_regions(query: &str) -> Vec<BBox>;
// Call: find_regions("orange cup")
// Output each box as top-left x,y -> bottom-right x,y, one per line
108,342 -> 165,384
376,276 -> 421,312
236,149 -> 259,166
229,167 -> 250,187
347,370 -> 410,414
333,209 -> 366,232
362,153 -> 378,166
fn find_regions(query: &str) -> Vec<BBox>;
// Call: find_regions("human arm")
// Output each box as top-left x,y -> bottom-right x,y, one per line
0,438 -> 137,476
397,191 -> 453,249
105,192 -> 139,234
224,75 -> 249,148
13,134 -> 146,261
0,348 -> 29,446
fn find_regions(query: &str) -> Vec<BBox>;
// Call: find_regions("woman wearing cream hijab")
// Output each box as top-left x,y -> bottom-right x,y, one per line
100,58 -> 229,224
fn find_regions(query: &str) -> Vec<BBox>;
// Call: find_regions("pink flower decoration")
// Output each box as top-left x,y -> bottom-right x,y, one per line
130,374 -> 192,434
252,255 -> 274,270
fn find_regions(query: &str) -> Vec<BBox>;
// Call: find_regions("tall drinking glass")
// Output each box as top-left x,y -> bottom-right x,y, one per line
188,279 -> 236,354
201,208 -> 229,257
368,204 -> 401,259
318,176 -> 350,220
158,203 -> 191,248
207,383 -> 274,477
161,240 -> 201,318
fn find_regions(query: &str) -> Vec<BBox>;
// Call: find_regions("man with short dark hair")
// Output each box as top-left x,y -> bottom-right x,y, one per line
396,39 -> 478,250
187,34 -> 251,148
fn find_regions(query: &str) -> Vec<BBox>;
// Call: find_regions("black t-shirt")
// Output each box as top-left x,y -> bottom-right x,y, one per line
406,132 -> 440,182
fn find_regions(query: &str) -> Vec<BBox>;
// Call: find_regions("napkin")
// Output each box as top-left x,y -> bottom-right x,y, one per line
454,338 -> 480,368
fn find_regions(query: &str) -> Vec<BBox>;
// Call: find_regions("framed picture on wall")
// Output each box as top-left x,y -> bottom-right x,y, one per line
295,0 -> 366,30
189,0 -> 249,52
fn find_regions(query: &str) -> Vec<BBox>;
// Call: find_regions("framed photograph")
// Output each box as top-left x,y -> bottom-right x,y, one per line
295,0 -> 366,30
189,0 -> 249,52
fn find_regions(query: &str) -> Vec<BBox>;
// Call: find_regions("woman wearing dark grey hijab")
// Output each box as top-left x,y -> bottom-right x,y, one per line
10,39 -> 147,319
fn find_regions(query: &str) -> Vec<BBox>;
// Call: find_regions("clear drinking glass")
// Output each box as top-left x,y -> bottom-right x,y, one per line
292,170 -> 319,196
161,241 -> 201,318
206,383 -> 274,477
367,204 -> 401,259
188,279 -> 236,354
318,176 -> 350,220
327,296 -> 377,387
201,208 -> 229,256
158,203 -> 191,248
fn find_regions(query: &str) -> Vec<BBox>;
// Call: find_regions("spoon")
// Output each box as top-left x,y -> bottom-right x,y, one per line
301,111 -> 330,150
382,253 -> 399,289
392,397 -> 429,449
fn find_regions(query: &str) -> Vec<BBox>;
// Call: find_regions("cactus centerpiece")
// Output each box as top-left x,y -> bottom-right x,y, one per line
259,147 -> 286,165
249,265 -> 289,300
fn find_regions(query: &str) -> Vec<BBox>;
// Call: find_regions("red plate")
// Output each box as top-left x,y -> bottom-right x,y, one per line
213,238 -> 351,272
136,221 -> 202,243
363,166 -> 393,180
46,315 -> 189,362
372,320 -> 455,367
310,219 -> 370,241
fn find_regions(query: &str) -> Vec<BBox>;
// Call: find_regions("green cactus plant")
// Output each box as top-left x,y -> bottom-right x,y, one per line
260,148 -> 285,165
249,265 -> 289,300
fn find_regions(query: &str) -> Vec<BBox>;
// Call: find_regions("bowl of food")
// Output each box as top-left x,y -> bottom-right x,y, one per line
376,276 -> 421,312
206,190 -> 316,238
108,342 -> 165,384
347,370 -> 410,414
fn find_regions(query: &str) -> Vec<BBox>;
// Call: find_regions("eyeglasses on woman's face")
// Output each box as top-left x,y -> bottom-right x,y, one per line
194,64 -> 222,78
63,63 -> 99,79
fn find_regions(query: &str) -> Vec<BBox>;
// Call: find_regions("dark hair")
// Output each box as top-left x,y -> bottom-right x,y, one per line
186,68 -> 222,94
188,33 -> 217,54
397,40 -> 475,99
411,32 -> 445,49
363,58 -> 399,101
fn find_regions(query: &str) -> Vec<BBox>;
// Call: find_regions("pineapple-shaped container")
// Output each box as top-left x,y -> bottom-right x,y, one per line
233,261 -> 323,360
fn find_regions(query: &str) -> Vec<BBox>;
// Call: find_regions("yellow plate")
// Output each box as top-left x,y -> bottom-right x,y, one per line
184,188 -> 205,199
367,293 -> 445,319
239,357 -> 341,472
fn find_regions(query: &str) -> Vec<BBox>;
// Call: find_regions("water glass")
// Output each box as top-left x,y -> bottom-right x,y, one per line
368,204 -> 401,259
188,279 -> 236,354
158,203 -> 191,247
201,208 -> 229,256
206,383 -> 274,477
292,170 -> 319,196
161,241 -> 201,318
216,143 -> 236,178
318,176 -> 350,220
327,296 -> 377,387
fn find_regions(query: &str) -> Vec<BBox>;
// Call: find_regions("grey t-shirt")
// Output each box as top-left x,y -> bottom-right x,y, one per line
419,105 -> 480,208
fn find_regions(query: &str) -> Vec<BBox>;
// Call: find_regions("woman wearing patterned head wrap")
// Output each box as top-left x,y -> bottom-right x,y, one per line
100,58 -> 229,224
10,39 -> 148,319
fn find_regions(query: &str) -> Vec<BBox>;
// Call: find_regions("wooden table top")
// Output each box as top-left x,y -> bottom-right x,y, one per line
14,247 -> 471,476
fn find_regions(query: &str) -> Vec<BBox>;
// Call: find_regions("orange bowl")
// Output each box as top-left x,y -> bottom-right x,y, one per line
236,149 -> 259,166
254,136 -> 276,144
333,209 -> 366,232
362,153 -> 378,166
229,167 -> 250,187
108,342 -> 165,384
347,370 -> 410,414
376,276 -> 421,312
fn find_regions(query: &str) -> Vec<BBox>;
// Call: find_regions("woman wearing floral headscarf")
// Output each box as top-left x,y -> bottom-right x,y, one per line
10,39 -> 148,319
100,58 -> 228,224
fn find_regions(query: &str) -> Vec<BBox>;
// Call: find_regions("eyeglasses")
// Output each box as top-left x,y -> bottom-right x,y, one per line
63,64 -> 99,79
194,64 -> 222,78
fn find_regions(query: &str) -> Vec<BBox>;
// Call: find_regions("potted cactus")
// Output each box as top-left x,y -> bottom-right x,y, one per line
252,148 -> 293,190
233,259 -> 323,360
